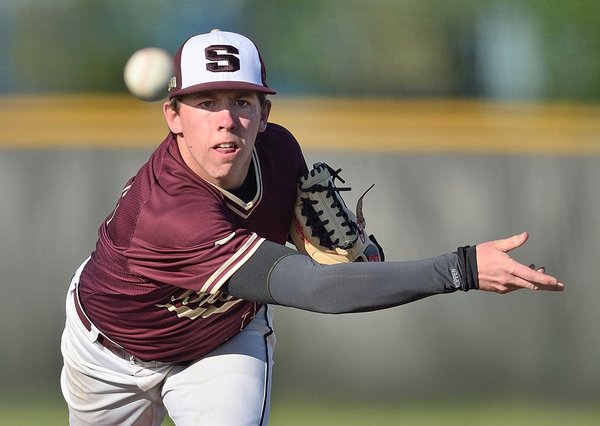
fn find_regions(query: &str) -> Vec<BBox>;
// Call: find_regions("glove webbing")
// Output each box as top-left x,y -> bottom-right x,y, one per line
299,164 -> 357,249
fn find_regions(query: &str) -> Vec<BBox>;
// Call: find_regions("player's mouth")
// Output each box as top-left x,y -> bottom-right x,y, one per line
213,142 -> 239,154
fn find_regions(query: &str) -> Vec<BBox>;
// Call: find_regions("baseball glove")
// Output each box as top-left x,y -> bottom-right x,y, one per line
289,162 -> 384,264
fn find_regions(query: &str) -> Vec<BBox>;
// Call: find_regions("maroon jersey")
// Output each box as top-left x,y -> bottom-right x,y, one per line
79,123 -> 307,363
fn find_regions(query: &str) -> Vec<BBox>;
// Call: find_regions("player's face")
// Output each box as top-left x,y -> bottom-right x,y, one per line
164,90 -> 271,190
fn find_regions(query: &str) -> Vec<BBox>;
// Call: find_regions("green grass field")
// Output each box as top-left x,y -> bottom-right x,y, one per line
1,396 -> 598,425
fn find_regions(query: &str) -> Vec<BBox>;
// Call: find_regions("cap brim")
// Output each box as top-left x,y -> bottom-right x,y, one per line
169,81 -> 276,99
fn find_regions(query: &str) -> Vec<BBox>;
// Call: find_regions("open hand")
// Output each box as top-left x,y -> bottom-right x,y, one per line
476,232 -> 565,294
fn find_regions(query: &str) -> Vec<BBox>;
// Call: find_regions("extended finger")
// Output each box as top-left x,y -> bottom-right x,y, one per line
529,263 -> 546,273
497,232 -> 528,253
504,275 -> 559,292
528,264 -> 546,274
513,262 -> 559,286
511,266 -> 564,291
535,281 -> 565,291
506,275 -> 543,290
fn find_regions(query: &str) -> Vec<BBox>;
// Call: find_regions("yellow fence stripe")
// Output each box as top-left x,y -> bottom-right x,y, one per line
1,94 -> 599,154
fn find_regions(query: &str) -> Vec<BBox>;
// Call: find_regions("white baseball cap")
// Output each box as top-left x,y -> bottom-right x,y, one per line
168,29 -> 276,99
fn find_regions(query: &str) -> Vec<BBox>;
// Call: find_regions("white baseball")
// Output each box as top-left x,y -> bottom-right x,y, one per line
123,47 -> 172,101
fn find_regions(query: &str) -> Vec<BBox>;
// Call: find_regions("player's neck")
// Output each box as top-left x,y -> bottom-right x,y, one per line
230,162 -> 256,203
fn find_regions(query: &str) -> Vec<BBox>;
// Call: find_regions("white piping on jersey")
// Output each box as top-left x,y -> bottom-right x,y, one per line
212,148 -> 263,219
214,231 -> 236,246
106,183 -> 133,226
200,232 -> 265,294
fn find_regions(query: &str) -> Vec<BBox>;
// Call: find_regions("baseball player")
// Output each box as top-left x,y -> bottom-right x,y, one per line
60,29 -> 564,425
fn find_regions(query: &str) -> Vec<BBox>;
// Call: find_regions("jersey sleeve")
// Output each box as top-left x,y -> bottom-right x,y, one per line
227,240 -> 463,314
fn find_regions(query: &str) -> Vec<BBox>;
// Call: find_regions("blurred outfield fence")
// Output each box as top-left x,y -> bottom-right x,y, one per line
0,95 -> 599,403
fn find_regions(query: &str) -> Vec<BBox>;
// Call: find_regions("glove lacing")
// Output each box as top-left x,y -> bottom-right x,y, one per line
298,163 -> 357,249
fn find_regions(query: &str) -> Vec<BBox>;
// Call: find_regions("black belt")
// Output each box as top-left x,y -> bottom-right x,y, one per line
73,286 -> 190,366
73,288 -> 126,356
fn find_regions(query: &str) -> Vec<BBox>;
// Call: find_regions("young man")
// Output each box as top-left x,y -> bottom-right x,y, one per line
60,30 -> 564,425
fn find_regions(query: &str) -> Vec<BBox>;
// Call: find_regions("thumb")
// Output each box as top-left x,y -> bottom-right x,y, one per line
496,231 -> 529,253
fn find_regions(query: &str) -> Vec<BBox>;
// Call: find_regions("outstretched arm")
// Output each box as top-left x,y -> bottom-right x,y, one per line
225,233 -> 563,314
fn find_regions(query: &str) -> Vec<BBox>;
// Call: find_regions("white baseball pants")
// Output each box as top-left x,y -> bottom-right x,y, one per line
60,260 -> 276,426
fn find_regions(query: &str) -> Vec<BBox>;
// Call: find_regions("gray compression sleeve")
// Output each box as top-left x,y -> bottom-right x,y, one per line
226,240 -> 464,314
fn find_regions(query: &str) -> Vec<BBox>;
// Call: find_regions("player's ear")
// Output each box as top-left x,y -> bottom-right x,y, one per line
258,100 -> 271,133
163,100 -> 182,134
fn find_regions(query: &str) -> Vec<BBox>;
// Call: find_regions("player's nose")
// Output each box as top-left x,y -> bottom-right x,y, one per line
216,107 -> 236,130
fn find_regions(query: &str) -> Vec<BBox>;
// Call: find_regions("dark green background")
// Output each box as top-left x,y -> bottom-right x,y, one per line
1,0 -> 599,100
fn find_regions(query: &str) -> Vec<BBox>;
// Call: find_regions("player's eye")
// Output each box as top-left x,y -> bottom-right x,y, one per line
234,99 -> 250,108
198,100 -> 216,108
